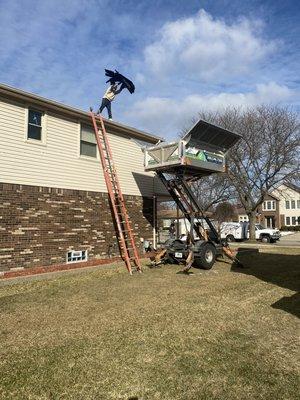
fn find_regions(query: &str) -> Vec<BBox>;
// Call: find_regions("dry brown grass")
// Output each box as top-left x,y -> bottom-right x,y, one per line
0,248 -> 299,399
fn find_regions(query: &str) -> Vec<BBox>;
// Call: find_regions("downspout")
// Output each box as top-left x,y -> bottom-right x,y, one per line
152,176 -> 157,248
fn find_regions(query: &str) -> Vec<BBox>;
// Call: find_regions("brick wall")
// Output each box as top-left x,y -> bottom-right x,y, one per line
0,183 -> 153,271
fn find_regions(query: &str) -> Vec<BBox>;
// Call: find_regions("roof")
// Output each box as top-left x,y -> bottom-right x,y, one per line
182,119 -> 242,153
234,206 -> 247,215
0,83 -> 162,144
264,192 -> 280,201
282,181 -> 300,193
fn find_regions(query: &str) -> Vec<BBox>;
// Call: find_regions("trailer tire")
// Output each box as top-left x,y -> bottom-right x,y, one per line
226,234 -> 235,243
194,243 -> 216,270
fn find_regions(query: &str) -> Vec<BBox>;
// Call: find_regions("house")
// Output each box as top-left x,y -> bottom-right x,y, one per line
257,192 -> 280,229
235,183 -> 300,229
0,83 -> 167,272
234,206 -> 249,223
271,183 -> 300,228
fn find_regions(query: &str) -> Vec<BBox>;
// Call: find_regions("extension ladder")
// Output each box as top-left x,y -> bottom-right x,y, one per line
90,112 -> 142,274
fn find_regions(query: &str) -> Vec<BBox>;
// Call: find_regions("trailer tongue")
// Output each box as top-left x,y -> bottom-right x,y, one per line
144,119 -> 243,271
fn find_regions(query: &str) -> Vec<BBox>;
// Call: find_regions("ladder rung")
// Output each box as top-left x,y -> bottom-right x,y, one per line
119,241 -> 134,247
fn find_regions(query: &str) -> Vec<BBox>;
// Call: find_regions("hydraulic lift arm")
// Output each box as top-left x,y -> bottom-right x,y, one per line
157,171 -> 219,244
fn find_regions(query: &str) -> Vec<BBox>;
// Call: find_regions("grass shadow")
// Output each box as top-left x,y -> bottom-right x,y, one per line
231,248 -> 300,318
271,292 -> 300,318
176,270 -> 195,275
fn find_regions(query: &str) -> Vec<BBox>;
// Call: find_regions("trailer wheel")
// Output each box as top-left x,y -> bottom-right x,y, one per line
194,243 -> 216,270
226,234 -> 235,243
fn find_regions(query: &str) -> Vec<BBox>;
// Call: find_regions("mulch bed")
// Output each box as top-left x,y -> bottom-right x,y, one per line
0,252 -> 156,280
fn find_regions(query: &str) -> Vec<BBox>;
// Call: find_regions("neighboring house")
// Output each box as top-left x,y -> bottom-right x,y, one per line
271,183 -> 300,227
257,193 -> 280,229
0,83 -> 167,271
234,206 -> 249,223
235,183 -> 300,229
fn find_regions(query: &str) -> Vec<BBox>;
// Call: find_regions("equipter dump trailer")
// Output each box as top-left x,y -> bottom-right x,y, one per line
145,119 -> 240,177
144,119 -> 242,271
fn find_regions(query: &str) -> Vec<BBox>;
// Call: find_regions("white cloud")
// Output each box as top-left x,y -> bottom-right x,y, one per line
144,9 -> 277,82
125,82 -> 293,137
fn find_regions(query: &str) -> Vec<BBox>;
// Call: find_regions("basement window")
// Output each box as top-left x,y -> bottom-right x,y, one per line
80,125 -> 97,158
66,250 -> 88,263
27,109 -> 43,140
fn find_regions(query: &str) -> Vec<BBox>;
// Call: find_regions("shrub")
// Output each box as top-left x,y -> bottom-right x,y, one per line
280,225 -> 300,231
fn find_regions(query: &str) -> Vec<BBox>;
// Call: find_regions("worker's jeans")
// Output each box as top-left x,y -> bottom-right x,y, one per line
98,98 -> 112,119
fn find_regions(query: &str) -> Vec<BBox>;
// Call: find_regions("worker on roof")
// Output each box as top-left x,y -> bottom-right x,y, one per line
97,82 -> 124,120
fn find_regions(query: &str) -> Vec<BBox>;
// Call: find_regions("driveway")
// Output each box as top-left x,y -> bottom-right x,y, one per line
275,232 -> 300,247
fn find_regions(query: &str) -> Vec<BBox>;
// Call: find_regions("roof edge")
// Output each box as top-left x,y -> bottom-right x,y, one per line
0,82 -> 163,144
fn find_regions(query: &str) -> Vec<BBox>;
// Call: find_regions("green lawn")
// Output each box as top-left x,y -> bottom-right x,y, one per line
0,248 -> 299,400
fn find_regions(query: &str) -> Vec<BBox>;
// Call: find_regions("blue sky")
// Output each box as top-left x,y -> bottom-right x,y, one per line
0,0 -> 299,138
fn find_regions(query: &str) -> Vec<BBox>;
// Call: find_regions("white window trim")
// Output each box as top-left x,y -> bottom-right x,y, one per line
291,200 -> 296,209
285,200 -> 290,209
24,105 -> 47,146
285,216 -> 291,226
262,200 -> 276,211
66,250 -> 88,263
78,122 -> 99,162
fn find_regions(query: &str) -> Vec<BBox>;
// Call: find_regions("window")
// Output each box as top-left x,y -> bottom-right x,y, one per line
297,200 -> 300,209
291,200 -> 296,209
262,200 -> 275,211
27,109 -> 43,140
286,217 -> 290,226
67,250 -> 88,263
80,125 -> 97,158
285,200 -> 290,209
292,217 -> 296,226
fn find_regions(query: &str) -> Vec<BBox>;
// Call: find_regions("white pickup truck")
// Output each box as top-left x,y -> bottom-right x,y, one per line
220,222 -> 281,243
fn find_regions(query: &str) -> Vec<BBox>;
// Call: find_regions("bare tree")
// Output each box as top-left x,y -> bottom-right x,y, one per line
213,202 -> 237,224
190,105 -> 300,239
190,174 -> 235,212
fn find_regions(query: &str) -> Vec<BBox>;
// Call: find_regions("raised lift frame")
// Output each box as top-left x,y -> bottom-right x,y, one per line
144,119 -> 242,271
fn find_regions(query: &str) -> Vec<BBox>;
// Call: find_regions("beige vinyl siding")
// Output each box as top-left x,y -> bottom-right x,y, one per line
272,185 -> 300,217
0,97 -> 161,197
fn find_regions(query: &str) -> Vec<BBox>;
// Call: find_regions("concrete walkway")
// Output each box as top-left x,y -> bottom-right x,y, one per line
230,232 -> 300,249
